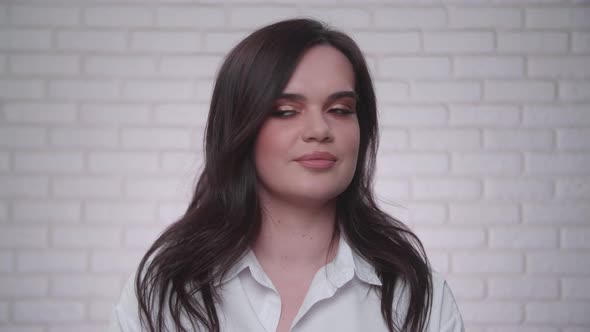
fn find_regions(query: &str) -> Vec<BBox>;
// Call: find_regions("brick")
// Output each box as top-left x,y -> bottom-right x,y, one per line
0,29 -> 51,50
80,103 -> 150,124
83,6 -> 151,27
461,301 -> 523,324
485,178 -> 553,200
451,153 -> 522,175
374,7 -> 445,28
154,103 -> 209,126
423,32 -> 494,53
124,227 -> 163,248
0,127 -> 46,147
490,277 -> 558,299
52,176 -> 121,198
526,153 -> 590,175
378,130 -> 408,151
14,300 -> 84,322
131,31 -> 200,53
90,299 -> 114,321
85,202 -> 157,224
57,31 -> 126,52
449,105 -> 519,127
352,32 -> 420,54
17,251 -> 86,272
161,152 -> 203,173
454,56 -> 524,78
556,178 -> 590,198
377,153 -> 448,176
450,203 -> 519,224
414,227 -> 485,249
453,252 -> 524,274
408,203 -> 447,224
445,276 -> 484,299
9,5 -> 79,26
0,176 -> 48,197
125,178 -> 191,200
121,128 -> 192,149
526,7 -> 590,28
48,326 -> 103,332
0,226 -> 48,248
427,252 -> 449,274
413,178 -> 481,200
0,276 -> 47,297
0,79 -> 44,99
557,129 -> 590,149
498,32 -> 568,53
0,152 -> 7,171
524,203 -> 590,224
49,80 -> 119,100
203,32 -> 250,53
51,275 -> 120,298
195,81 -> 214,102
90,250 -> 143,272
159,202 -> 187,223
14,152 -> 84,172
490,227 -> 557,249
559,81 -> 590,101
562,278 -> 590,299
228,7 -> 298,28
561,228 -> 590,248
303,8 -> 371,28
122,80 -> 193,101
49,128 -> 118,148
380,56 -> 450,78
526,302 -> 590,324
9,54 -> 79,75
529,56 -> 590,78
411,81 -> 481,102
573,32 -> 590,53
0,252 -> 13,272
160,56 -> 221,77
13,201 -> 81,223
449,7 -> 521,28
374,179 -> 410,202
52,226 -> 121,248
156,6 -> 224,27
84,56 -> 157,76
0,202 -> 7,221
2,103 -> 77,123
529,252 -> 590,274
484,129 -> 554,150
374,81 -> 409,102
410,129 -> 480,150
524,105 -> 590,127
485,81 -> 555,102
89,152 -> 159,173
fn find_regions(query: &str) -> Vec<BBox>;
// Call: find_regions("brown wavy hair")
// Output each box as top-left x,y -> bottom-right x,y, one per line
135,18 -> 432,332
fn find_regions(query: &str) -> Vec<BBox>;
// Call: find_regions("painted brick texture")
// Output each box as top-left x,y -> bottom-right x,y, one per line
1,1 -> 589,331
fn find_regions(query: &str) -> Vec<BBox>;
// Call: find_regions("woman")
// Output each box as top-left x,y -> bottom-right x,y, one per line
109,18 -> 463,332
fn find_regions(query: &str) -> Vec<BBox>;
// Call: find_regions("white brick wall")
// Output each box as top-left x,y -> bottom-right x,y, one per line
1,1 -> 589,331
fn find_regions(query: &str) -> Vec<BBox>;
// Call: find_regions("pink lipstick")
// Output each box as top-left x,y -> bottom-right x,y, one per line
294,152 -> 337,169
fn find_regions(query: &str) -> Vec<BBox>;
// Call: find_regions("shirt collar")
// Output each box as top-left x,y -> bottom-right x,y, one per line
215,233 -> 382,287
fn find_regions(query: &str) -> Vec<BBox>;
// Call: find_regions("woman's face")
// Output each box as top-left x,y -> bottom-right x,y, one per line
254,45 -> 360,206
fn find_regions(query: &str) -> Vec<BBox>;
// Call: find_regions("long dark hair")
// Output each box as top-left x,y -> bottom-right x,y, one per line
135,18 -> 432,332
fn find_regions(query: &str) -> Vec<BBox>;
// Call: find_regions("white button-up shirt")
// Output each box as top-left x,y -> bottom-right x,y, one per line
109,236 -> 464,332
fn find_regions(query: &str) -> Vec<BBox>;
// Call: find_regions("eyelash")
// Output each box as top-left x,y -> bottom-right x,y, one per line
270,108 -> 355,118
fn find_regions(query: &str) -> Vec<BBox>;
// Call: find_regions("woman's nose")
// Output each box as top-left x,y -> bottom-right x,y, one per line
301,110 -> 333,143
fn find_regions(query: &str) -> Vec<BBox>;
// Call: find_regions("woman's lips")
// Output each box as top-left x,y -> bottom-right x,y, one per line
294,152 -> 337,169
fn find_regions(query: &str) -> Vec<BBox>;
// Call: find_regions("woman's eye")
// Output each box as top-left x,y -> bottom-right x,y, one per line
329,108 -> 355,115
270,109 -> 297,118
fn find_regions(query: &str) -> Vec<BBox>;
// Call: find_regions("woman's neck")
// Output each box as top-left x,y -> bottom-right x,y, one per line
252,196 -> 339,270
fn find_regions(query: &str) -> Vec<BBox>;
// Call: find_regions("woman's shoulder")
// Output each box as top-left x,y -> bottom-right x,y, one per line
427,270 -> 465,332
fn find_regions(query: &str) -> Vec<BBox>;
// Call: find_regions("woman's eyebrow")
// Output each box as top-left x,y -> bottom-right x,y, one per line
277,91 -> 358,104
